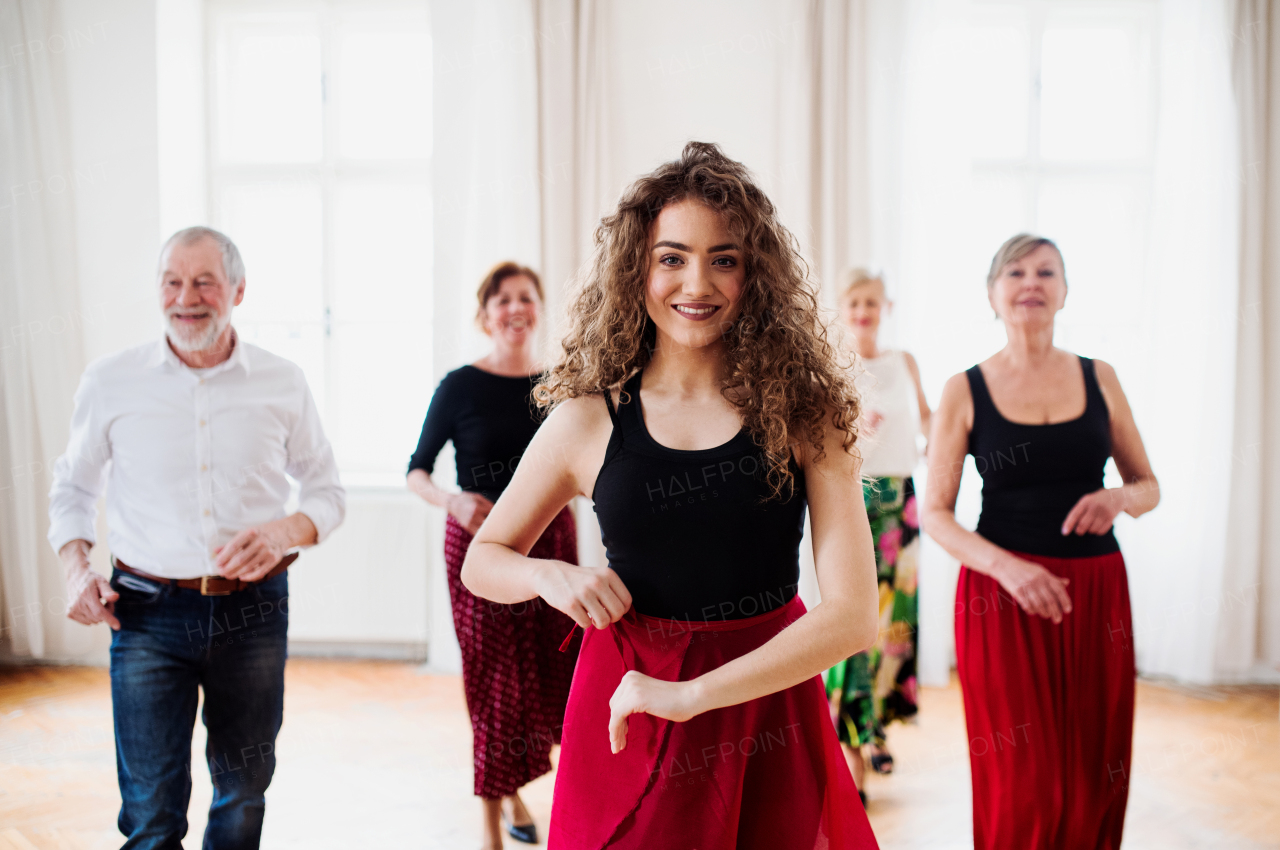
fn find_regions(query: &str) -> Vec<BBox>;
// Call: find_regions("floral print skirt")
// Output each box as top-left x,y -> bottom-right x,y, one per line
825,476 -> 919,747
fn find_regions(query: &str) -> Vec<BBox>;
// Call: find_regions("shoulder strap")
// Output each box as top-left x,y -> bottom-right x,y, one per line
613,371 -> 648,438
603,386 -> 621,430
602,371 -> 645,444
965,365 -> 995,417
597,375 -> 635,481
963,365 -> 994,456
1077,356 -> 1109,418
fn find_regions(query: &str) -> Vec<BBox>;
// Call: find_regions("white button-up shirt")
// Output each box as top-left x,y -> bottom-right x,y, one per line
48,333 -> 346,579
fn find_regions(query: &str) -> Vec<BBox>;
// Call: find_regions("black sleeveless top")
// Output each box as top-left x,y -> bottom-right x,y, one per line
592,372 -> 807,621
966,356 -> 1119,558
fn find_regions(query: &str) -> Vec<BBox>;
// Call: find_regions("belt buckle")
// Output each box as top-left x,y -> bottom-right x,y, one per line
200,575 -> 233,596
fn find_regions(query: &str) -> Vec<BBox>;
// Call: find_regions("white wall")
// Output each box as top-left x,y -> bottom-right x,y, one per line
288,490 -> 431,658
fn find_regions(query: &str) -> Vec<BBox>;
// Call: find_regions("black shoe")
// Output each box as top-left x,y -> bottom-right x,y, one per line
870,751 -> 894,774
501,813 -> 538,845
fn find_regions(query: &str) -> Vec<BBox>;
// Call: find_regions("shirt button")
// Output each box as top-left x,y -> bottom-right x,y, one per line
199,379 -> 205,385
201,464 -> 208,471
203,510 -> 211,516
199,419 -> 206,426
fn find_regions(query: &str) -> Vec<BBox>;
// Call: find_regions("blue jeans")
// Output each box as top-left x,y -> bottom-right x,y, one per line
108,568 -> 289,850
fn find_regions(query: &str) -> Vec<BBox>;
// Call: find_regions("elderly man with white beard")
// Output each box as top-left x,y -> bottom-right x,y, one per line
48,226 -> 345,850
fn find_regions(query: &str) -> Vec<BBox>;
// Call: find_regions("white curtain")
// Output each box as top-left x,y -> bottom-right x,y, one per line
1220,0 -> 1280,679
531,0 -> 610,319
872,0 -> 979,688
427,0 -> 543,670
0,1 -> 89,659
0,1 -> 91,660
529,0 -> 873,296
1120,0 -> 1241,683
772,0 -> 873,304
770,0 -> 876,618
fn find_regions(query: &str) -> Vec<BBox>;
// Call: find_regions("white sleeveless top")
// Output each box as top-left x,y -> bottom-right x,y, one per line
855,351 -> 920,478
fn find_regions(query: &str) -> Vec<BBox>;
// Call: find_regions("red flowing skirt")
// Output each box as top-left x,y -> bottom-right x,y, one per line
955,551 -> 1135,850
550,596 -> 879,850
444,507 -> 580,799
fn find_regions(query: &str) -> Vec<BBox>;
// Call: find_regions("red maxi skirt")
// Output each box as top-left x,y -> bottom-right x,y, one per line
955,551 -> 1135,850
444,507 -> 580,799
550,596 -> 879,850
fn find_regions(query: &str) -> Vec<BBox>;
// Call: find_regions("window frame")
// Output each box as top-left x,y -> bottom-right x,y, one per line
204,0 -> 433,485
968,0 -> 1159,295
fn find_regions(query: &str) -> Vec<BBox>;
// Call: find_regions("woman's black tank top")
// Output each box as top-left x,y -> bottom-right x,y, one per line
966,356 -> 1120,558
591,371 -> 807,621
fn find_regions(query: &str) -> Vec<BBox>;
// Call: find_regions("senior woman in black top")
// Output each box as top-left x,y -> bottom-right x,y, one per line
924,235 -> 1159,850
407,262 -> 578,850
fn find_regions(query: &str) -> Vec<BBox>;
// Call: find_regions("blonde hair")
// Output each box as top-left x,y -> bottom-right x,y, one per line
841,268 -> 886,300
535,141 -> 860,499
986,234 -> 1066,288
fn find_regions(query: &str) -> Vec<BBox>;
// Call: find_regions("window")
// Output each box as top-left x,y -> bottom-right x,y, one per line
888,0 -> 1159,393
963,0 -> 1157,357
207,1 -> 432,486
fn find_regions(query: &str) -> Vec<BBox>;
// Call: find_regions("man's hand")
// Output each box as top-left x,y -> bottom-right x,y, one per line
61,540 -> 120,630
215,515 -> 314,581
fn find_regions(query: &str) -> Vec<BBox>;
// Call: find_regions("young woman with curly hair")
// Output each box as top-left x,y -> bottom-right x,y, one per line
462,142 -> 881,849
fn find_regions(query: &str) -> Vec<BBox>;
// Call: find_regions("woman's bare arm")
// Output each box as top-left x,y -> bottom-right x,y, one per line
922,373 -> 1073,622
607,416 -> 879,751
406,468 -> 452,509
903,351 -> 932,443
407,469 -> 494,534
1060,360 -> 1159,534
461,395 -> 632,630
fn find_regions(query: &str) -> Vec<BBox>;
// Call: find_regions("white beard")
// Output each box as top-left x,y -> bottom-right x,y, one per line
166,305 -> 232,352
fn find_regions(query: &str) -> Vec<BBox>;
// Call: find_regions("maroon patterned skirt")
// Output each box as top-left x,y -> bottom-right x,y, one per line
444,506 -> 580,799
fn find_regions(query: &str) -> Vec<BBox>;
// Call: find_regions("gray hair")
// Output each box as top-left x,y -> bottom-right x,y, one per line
159,226 -> 245,286
986,234 -> 1065,288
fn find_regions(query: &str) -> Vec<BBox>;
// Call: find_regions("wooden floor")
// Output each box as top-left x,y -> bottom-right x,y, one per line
0,661 -> 1275,849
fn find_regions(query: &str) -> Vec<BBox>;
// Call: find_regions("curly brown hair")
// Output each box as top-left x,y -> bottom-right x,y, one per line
535,141 -> 860,497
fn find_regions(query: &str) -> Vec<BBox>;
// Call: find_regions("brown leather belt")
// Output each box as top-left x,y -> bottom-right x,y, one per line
111,552 -> 298,596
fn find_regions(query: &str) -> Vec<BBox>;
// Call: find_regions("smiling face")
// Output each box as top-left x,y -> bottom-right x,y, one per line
645,199 -> 746,353
840,279 -> 888,341
988,242 -> 1067,326
159,235 -> 244,352
481,274 -> 541,348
